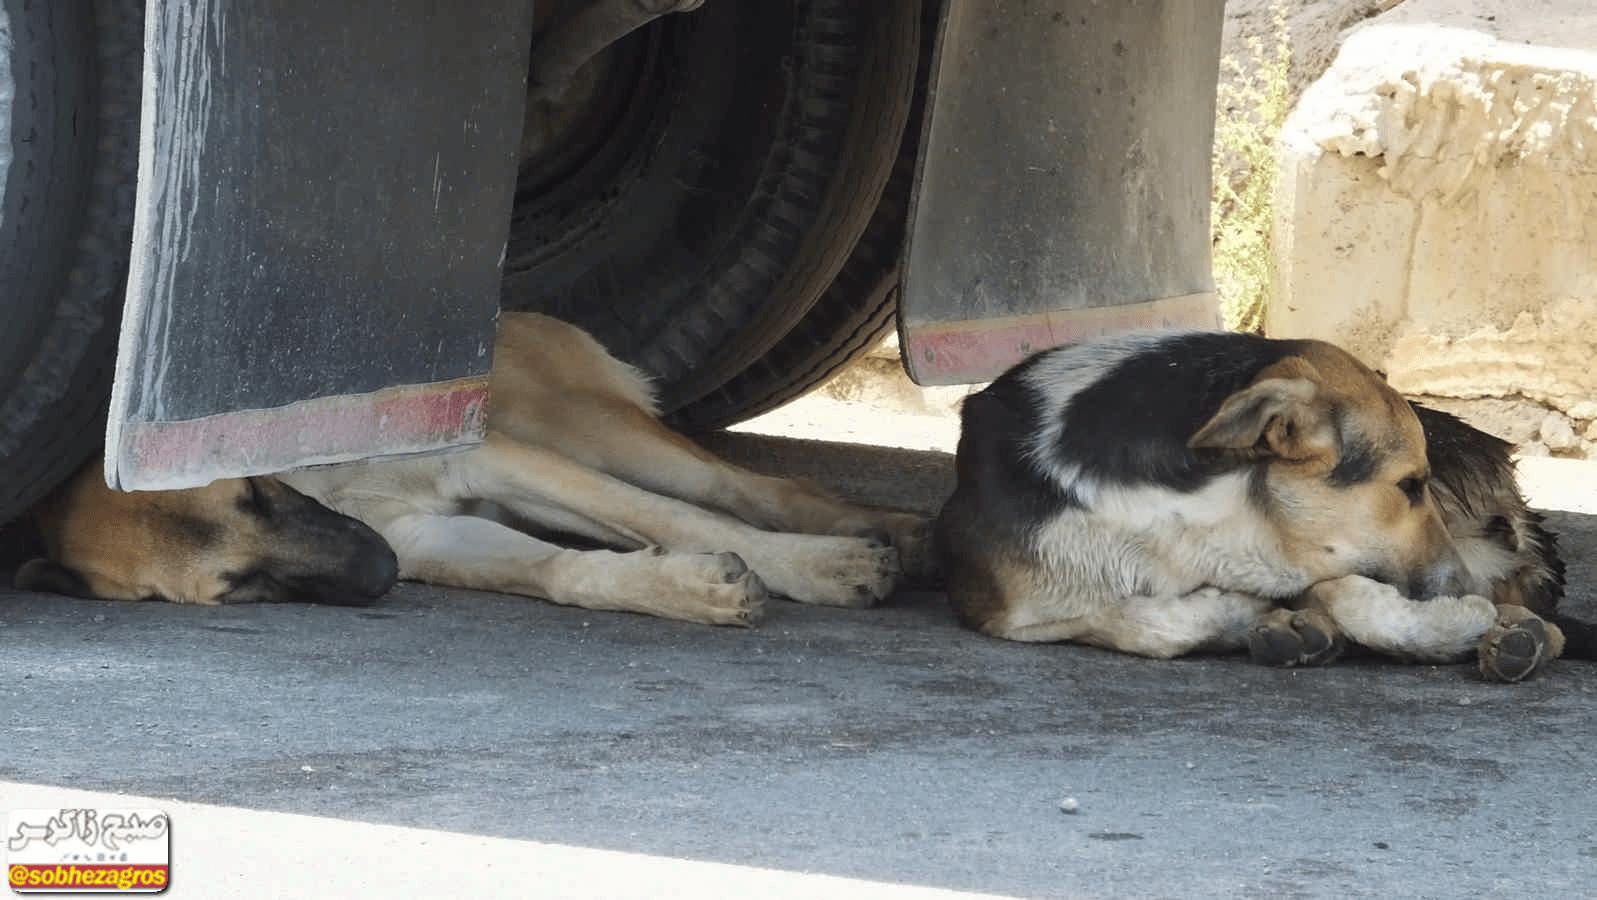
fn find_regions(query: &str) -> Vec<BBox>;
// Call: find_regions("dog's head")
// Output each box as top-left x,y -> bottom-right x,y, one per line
1187,340 -> 1466,598
16,467 -> 398,605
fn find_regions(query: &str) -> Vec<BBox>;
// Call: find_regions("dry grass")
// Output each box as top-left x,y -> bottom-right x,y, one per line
1211,1 -> 1293,333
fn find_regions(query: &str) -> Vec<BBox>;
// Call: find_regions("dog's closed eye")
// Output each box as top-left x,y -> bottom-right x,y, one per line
236,480 -> 271,517
1397,474 -> 1427,506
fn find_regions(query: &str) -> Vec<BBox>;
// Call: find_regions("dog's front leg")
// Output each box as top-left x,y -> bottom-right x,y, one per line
1293,575 -> 1565,682
454,435 -> 902,607
1475,604 -> 1565,683
1292,575 -> 1495,664
384,512 -> 766,626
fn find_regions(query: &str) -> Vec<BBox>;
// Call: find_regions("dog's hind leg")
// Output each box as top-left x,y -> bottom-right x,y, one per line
1246,607 -> 1347,668
492,382 -> 931,577
452,435 -> 902,607
989,587 -> 1277,659
383,512 -> 766,626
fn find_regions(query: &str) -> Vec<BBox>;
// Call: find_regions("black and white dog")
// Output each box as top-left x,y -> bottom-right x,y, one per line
935,331 -> 1590,682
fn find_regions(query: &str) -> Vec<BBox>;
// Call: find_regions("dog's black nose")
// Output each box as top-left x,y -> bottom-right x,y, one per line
354,543 -> 400,597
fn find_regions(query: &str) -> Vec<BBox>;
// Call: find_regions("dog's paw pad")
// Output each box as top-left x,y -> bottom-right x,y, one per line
709,556 -> 765,621
710,551 -> 750,583
844,583 -> 879,609
838,512 -> 934,583
1248,613 -> 1344,668
1478,616 -> 1551,683
729,573 -> 769,626
828,546 -> 901,609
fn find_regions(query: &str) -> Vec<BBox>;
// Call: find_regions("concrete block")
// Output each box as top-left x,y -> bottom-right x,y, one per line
1268,13 -> 1597,422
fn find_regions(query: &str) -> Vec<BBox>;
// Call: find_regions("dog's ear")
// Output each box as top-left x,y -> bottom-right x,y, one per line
1188,360 -> 1335,461
14,558 -> 99,599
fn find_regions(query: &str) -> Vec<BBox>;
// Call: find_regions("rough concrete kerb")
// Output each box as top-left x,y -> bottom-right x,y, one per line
1267,1 -> 1597,459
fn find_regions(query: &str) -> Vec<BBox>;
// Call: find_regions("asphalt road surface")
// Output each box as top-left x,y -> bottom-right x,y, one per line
4,431 -> 1597,898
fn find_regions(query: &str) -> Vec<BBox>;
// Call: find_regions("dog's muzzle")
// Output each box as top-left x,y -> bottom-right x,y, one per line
1404,555 -> 1472,602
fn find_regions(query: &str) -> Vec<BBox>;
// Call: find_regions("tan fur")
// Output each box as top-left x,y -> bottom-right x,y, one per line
1187,348 -> 1459,594
18,473 -> 397,605
22,313 -> 928,626
28,476 -> 278,604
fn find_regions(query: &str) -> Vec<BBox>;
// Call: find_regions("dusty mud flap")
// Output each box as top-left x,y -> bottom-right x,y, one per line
900,0 -> 1226,385
106,0 -> 533,490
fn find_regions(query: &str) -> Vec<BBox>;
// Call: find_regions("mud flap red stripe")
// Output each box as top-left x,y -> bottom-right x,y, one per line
107,377 -> 487,491
902,292 -> 1219,385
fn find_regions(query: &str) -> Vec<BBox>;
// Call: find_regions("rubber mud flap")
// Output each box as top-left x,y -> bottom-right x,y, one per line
899,0 -> 1226,385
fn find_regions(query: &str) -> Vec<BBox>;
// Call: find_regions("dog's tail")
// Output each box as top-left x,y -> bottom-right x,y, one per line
1548,613 -> 1597,661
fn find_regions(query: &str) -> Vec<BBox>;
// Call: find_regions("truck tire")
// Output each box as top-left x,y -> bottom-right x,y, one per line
670,0 -> 939,430
501,0 -> 918,415
0,0 -> 142,526
669,104 -> 914,432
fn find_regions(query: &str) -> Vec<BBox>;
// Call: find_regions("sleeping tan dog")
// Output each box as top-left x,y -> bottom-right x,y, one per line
18,313 -> 929,625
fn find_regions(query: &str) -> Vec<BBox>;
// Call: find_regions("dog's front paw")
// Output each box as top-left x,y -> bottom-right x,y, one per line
1247,608 -> 1346,668
752,534 -> 901,608
872,512 -> 935,583
1478,606 -> 1563,683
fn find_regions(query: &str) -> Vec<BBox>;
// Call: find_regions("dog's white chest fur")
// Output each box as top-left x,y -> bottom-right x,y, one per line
1031,472 -> 1308,605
